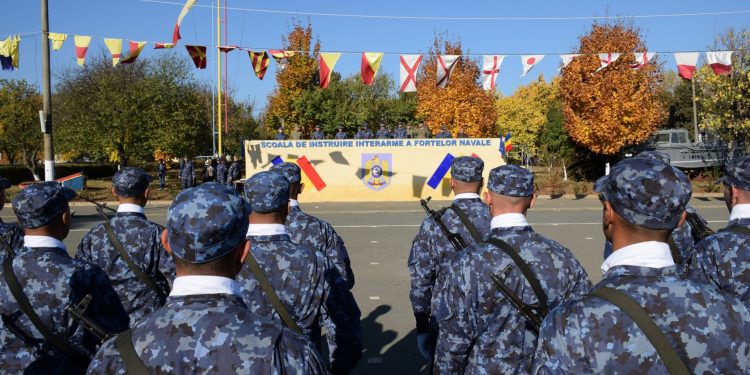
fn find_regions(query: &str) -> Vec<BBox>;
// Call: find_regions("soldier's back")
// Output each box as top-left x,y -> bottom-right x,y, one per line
86,293 -> 326,374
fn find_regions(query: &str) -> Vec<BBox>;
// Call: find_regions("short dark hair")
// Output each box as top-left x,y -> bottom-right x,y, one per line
172,245 -> 241,277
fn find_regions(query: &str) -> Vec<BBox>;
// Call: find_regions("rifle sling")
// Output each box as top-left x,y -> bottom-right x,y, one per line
102,221 -> 167,301
3,254 -> 87,362
727,226 -> 750,237
667,235 -> 681,264
486,238 -> 548,315
451,204 -> 483,243
592,287 -> 690,375
115,329 -> 151,375
244,250 -> 302,334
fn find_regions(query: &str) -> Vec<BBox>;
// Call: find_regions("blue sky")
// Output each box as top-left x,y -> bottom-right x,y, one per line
1,0 -> 748,115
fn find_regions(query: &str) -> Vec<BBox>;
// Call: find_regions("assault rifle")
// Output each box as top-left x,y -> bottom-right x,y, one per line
420,196 -> 467,251
66,295 -> 114,342
77,195 -> 117,221
490,266 -> 543,332
687,211 -> 714,242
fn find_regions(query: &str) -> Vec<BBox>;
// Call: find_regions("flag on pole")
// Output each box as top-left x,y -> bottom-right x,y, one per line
269,50 -> 296,70
104,38 -> 123,67
248,50 -> 270,80
706,51 -> 733,75
630,52 -> 656,69
500,133 -> 513,155
74,35 -> 91,66
121,41 -> 147,64
361,52 -> 384,86
319,52 -> 341,89
674,52 -> 700,80
0,35 -> 19,70
154,42 -> 174,49
521,55 -> 544,77
219,45 -> 240,53
436,55 -> 460,88
399,54 -> 422,93
482,55 -> 505,91
427,153 -> 455,189
559,54 -> 580,70
172,0 -> 197,46
297,156 -> 327,191
597,53 -> 621,71
185,45 -> 207,69
48,33 -> 68,51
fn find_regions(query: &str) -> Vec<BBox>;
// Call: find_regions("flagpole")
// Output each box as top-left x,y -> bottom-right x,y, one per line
691,78 -> 699,143
216,0 -> 223,155
224,0 -> 229,135
41,0 -> 55,181
210,0 -> 216,157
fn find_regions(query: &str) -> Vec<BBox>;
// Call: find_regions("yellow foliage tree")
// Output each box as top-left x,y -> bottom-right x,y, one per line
560,22 -> 665,155
416,35 -> 496,137
496,75 -> 559,156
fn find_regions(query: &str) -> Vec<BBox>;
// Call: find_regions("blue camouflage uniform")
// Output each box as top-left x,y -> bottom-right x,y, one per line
275,129 -> 287,140
1,182 -> 129,374
179,158 -> 195,189
271,162 -> 355,288
354,128 -> 366,139
432,165 -> 592,374
435,127 -> 452,138
375,127 -> 390,139
227,159 -> 242,185
532,158 -> 750,374
335,129 -> 347,139
87,183 -> 327,374
409,157 -> 491,343
363,128 -> 374,139
311,129 -> 325,140
392,126 -> 407,139
688,156 -> 750,301
216,158 -> 228,185
238,171 -> 363,375
0,177 -> 23,254
76,168 -> 174,324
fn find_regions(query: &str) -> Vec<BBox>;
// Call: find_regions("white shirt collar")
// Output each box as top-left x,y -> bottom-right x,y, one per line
169,275 -> 241,297
117,203 -> 145,214
246,223 -> 287,237
491,213 -> 529,229
289,199 -> 300,208
601,241 -> 675,274
23,235 -> 66,250
729,204 -> 750,221
454,193 -> 480,200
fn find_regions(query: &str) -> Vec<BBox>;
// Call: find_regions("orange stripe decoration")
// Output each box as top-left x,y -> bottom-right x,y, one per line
297,156 -> 327,191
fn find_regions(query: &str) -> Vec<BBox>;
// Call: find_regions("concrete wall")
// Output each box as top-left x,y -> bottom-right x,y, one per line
244,138 -> 505,202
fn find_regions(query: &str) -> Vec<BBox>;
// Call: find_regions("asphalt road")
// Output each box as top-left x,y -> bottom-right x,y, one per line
0,196 -> 731,374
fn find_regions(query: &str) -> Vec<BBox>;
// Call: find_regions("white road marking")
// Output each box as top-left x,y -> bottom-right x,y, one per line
370,240 -> 379,243
369,296 -> 381,300
370,262 -> 380,265
585,237 -> 594,240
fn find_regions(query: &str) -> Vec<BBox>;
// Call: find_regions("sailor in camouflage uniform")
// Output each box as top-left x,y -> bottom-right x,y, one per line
270,162 -> 355,288
227,155 -> 242,186
687,156 -> 750,301
238,171 -> 362,375
532,157 -> 750,374
408,156 -> 491,360
432,165 -> 592,374
311,126 -> 325,140
0,176 -> 23,254
1,182 -> 129,374
178,156 -> 195,189
216,155 -> 228,185
335,126 -> 348,139
76,168 -> 174,323
86,183 -> 327,374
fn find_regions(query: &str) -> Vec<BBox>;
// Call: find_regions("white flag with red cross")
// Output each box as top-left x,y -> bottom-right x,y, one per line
399,54 -> 423,93
630,52 -> 656,69
597,53 -> 621,71
521,55 -> 544,77
482,55 -> 505,91
436,55 -> 460,88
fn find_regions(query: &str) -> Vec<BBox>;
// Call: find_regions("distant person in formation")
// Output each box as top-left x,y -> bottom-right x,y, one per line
376,124 -> 390,139
290,126 -> 302,140
432,165 -> 592,374
354,126 -> 367,139
238,171 -> 363,375
406,125 -> 414,139
156,159 -> 167,190
335,126 -> 348,139
532,157 -> 750,374
274,127 -> 287,140
688,156 -> 750,302
393,123 -> 408,139
271,162 -> 355,288
0,182 -> 129,374
227,155 -> 242,186
215,155 -> 228,185
86,183 -> 327,374
203,158 -> 215,183
414,123 -> 430,139
76,167 -> 174,323
0,176 -> 23,253
455,127 -> 467,138
362,125 -> 374,139
409,156 -> 492,362
434,125 -> 452,138
311,126 -> 325,140
178,156 -> 195,189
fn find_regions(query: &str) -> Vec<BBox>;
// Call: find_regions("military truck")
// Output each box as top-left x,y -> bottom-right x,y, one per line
623,129 -> 746,170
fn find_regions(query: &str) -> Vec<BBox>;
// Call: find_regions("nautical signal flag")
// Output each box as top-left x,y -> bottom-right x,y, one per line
48,33 -> 68,51
631,52 -> 656,69
185,45 -> 207,69
269,50 -> 296,70
706,51 -> 733,75
361,52 -> 384,86
319,52 -> 341,89
0,35 -> 20,71
482,55 -> 505,91
104,38 -> 123,67
674,52 -> 700,80
560,54 -> 580,70
121,41 -> 147,64
297,156 -> 327,191
597,53 -> 621,71
154,42 -> 174,49
500,133 -> 512,156
249,51 -> 270,80
427,153 -> 455,189
436,55 -> 460,88
172,0 -> 197,46
219,45 -> 240,53
74,35 -> 91,66
399,54 -> 422,93
521,55 -> 544,77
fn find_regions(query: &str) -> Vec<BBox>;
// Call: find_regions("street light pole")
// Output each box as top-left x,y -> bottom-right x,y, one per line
41,0 -> 55,181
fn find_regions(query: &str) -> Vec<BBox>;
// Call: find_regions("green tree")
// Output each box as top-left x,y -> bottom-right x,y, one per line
0,79 -> 43,179
657,71 -> 697,136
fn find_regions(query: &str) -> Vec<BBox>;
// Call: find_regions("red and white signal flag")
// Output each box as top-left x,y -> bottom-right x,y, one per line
630,52 -> 656,69
521,55 -> 544,77
436,55 -> 460,88
482,55 -> 505,91
399,54 -> 423,93
674,52 -> 700,80
706,51 -> 733,75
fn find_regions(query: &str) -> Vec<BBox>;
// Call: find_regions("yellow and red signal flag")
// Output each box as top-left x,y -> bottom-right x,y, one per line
104,38 -> 123,67
172,0 -> 197,46
74,35 -> 91,66
319,52 -> 341,89
269,49 -> 296,70
360,52 -> 383,86
121,41 -> 147,64
219,45 -> 240,53
248,50 -> 270,80
154,42 -> 174,49
185,45 -> 207,69
48,33 -> 68,51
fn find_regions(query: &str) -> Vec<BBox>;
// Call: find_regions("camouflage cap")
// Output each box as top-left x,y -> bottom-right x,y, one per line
598,158 -> 691,230
244,171 -> 290,213
488,165 -> 534,197
451,156 -> 484,183
593,175 -> 607,192
112,167 -> 152,198
635,150 -> 672,165
0,176 -> 10,190
722,156 -> 750,191
167,182 -> 250,264
12,182 -> 77,229
270,162 -> 301,184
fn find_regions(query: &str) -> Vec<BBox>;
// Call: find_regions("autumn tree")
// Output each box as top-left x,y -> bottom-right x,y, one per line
560,22 -> 665,155
0,79 -> 43,179
496,75 -> 559,157
416,34 -> 496,137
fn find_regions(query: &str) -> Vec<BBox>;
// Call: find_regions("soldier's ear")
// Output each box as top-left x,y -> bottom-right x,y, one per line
677,211 -> 687,228
111,187 -> 118,198
239,240 -> 250,263
529,194 -> 537,209
161,229 -> 172,254
483,191 -> 492,206
143,188 -> 149,200
299,183 -> 305,194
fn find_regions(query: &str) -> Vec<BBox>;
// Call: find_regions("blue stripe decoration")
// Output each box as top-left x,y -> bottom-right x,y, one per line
271,156 -> 283,166
427,153 -> 454,189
